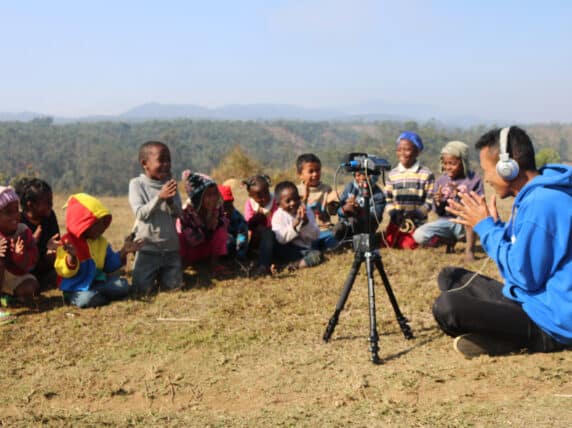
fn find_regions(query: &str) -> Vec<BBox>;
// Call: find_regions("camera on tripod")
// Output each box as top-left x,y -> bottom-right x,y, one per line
324,151 -> 414,363
332,153 -> 390,242
342,152 -> 391,176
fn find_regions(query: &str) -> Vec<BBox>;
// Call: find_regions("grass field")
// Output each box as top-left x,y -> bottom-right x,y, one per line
1,190 -> 571,427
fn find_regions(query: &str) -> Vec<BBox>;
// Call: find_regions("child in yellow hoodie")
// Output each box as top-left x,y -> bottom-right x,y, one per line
55,193 -> 142,308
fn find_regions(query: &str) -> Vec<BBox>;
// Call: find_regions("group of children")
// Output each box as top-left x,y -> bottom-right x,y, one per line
0,131 -> 483,313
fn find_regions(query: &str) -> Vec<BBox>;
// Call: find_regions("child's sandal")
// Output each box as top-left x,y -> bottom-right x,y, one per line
0,310 -> 16,326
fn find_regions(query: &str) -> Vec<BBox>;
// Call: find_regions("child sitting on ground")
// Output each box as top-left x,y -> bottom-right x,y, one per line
129,141 -> 183,296
334,170 -> 386,240
0,186 -> 39,304
54,193 -> 142,308
413,140 -> 484,260
243,175 -> 278,275
384,131 -> 434,249
272,181 -> 322,269
15,178 -> 60,291
218,184 -> 248,262
177,171 -> 228,272
296,153 -> 339,250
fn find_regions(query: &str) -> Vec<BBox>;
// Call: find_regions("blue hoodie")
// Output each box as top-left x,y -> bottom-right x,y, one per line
474,164 -> 572,345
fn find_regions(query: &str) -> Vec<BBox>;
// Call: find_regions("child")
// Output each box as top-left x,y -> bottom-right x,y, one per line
243,175 -> 278,275
383,131 -> 435,249
177,171 -> 228,271
413,141 -> 484,260
334,170 -> 386,239
129,141 -> 183,296
218,184 -> 248,261
296,153 -> 339,250
272,181 -> 322,269
54,193 -> 142,308
15,177 -> 60,290
0,186 -> 39,303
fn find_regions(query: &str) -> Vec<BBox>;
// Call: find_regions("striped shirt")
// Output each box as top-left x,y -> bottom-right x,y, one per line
385,162 -> 435,213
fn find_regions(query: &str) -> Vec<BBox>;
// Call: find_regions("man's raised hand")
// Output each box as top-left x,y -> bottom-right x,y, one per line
446,191 -> 491,228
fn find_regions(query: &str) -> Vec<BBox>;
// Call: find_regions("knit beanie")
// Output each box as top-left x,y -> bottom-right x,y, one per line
182,170 -> 217,210
441,140 -> 470,175
396,131 -> 424,151
0,186 -> 19,210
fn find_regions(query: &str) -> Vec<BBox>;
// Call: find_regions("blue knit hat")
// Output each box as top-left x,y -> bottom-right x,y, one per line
396,131 -> 424,151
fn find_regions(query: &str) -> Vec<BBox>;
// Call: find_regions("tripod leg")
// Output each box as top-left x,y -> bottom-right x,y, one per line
323,253 -> 362,342
364,254 -> 381,364
373,256 -> 414,340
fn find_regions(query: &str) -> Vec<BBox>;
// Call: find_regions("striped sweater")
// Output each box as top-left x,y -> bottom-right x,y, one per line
385,162 -> 434,215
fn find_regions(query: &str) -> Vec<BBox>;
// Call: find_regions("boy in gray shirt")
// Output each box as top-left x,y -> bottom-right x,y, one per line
129,141 -> 183,296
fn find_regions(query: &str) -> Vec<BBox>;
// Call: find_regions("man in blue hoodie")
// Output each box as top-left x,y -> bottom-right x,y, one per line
433,126 -> 572,358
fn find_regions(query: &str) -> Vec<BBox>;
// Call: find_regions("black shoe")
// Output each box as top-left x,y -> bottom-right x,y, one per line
453,333 -> 525,358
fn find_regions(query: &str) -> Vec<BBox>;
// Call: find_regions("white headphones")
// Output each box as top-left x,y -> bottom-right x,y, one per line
496,127 -> 519,181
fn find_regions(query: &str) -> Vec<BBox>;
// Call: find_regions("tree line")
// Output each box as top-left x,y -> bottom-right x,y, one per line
1,118 -> 569,195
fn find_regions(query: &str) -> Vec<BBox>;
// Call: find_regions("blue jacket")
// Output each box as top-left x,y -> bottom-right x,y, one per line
474,164 -> 572,344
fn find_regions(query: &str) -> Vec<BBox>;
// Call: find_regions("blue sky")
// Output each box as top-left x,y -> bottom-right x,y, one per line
1,0 -> 571,122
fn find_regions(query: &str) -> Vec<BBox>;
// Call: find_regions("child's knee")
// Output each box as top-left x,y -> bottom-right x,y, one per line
68,291 -> 109,308
14,278 -> 40,301
412,227 -> 425,244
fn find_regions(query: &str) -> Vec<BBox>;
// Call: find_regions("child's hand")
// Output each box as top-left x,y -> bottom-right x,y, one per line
32,225 -> 43,242
0,236 -> 7,258
57,237 -> 78,268
434,186 -> 443,205
159,179 -> 178,201
60,237 -> 77,259
12,236 -> 25,256
119,238 -> 144,262
342,195 -> 358,216
302,183 -> 310,204
46,233 -> 60,255
297,205 -> 308,226
121,238 -> 144,254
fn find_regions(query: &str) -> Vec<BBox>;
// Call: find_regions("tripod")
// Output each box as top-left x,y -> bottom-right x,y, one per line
323,187 -> 414,364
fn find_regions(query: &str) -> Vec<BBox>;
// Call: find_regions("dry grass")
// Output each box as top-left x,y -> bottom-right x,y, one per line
1,190 -> 571,427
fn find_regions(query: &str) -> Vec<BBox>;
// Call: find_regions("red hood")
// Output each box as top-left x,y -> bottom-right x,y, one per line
65,193 -> 111,238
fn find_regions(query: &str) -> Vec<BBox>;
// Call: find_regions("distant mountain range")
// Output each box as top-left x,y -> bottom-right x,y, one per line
0,100 -> 492,128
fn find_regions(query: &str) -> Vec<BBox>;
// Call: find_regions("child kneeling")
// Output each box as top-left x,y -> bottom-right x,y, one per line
55,194 -> 142,308
177,171 -> 228,271
272,181 -> 322,269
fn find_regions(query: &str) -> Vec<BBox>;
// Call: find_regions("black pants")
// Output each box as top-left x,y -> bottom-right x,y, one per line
432,266 -> 566,353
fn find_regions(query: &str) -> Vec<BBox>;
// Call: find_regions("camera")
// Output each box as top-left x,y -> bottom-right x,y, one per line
342,152 -> 391,175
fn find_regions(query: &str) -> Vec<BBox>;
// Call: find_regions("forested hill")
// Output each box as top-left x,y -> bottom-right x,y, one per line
1,118 -> 570,195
